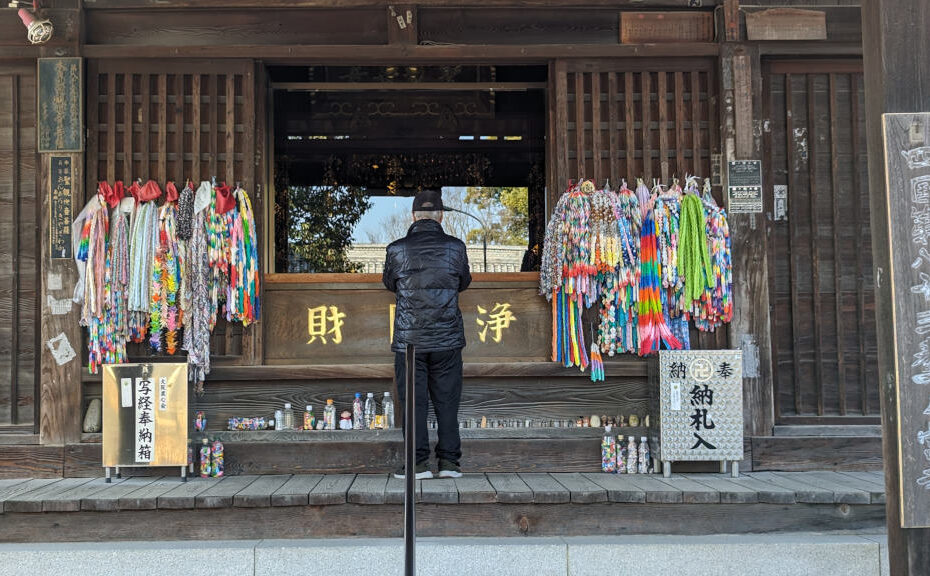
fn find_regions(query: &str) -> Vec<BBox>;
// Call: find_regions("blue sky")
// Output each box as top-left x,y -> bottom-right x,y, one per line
352,187 -> 470,243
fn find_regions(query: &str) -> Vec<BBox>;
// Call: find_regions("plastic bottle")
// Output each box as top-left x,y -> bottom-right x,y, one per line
364,393 -> 376,429
283,403 -> 295,430
323,399 -> 336,430
601,425 -> 617,473
616,435 -> 626,473
638,436 -> 650,474
352,393 -> 364,430
626,435 -> 638,474
383,392 -> 395,429
304,405 -> 315,431
199,438 -> 211,478
274,410 -> 283,431
211,439 -> 224,477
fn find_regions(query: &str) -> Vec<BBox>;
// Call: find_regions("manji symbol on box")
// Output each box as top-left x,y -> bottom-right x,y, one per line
658,350 -> 744,466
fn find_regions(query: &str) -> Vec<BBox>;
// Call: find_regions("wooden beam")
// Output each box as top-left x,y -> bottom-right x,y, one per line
38,25 -> 83,445
861,0 -> 930,571
722,41 -> 774,438
81,43 -> 720,62
82,0 -> 726,8
271,82 -> 548,92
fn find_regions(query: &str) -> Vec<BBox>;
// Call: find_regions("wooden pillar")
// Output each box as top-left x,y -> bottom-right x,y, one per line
38,2 -> 83,446
861,0 -> 930,572
720,3 -> 775,438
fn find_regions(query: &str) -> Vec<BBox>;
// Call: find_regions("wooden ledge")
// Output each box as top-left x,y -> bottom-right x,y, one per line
82,359 -> 650,383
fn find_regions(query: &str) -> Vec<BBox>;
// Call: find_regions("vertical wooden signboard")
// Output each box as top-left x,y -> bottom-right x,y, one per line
883,112 -> 930,528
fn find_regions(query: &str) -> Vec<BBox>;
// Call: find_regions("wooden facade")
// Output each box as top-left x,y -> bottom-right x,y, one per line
0,0 -> 880,477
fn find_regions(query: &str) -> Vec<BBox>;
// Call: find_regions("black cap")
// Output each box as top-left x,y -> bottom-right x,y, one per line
412,189 -> 444,212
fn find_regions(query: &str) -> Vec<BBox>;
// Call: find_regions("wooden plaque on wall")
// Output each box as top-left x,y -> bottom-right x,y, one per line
37,57 -> 83,153
620,12 -> 714,44
744,8 -> 827,41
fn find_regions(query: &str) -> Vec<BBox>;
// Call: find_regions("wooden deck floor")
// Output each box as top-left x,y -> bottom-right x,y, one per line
0,471 -> 887,542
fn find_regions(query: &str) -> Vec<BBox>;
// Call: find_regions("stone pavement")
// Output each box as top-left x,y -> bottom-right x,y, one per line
0,533 -> 889,576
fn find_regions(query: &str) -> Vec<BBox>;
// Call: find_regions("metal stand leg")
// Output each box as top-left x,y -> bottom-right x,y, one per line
181,466 -> 188,482
663,461 -> 671,478
404,343 -> 416,576
731,461 -> 739,478
105,467 -> 111,483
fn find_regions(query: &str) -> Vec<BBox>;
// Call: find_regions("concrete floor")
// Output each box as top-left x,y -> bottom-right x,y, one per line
0,533 -> 889,576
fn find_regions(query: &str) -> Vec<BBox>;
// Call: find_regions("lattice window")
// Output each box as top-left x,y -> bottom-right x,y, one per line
552,59 -> 718,192
85,60 -> 259,365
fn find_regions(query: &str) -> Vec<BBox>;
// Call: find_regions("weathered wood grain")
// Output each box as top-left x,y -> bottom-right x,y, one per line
719,475 -> 796,504
519,473 -> 571,504
42,477 -> 126,512
307,474 -> 355,505
0,502 -> 885,543
453,474 -> 497,504
81,476 -> 163,511
118,477 -> 185,510
802,471 -> 879,505
625,475 -> 683,504
0,478 -> 59,514
85,8 -> 386,46
3,478 -> 92,513
751,436 -> 883,472
749,472 -> 832,504
771,470 -> 869,504
384,475 -> 420,505
195,476 -> 259,509
582,472 -> 646,503
0,446 -> 63,478
157,478 -> 221,509
347,474 -> 389,505
486,473 -> 533,504
681,474 -> 758,504
550,473 -> 607,504
656,475 -> 720,504
270,474 -> 322,507
234,475 -> 291,508
420,478 -> 458,504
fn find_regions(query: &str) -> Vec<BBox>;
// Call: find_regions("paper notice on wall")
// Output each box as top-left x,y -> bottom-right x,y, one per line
47,294 -> 72,315
120,378 -> 133,408
46,333 -> 76,366
159,377 -> 168,411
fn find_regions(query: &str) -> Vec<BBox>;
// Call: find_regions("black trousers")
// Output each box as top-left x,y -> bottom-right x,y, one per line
394,348 -> 463,465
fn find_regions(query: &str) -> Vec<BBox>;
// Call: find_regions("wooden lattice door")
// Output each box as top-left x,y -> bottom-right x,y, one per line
763,60 -> 879,422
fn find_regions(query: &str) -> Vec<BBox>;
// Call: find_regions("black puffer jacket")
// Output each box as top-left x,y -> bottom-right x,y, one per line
383,219 -> 472,353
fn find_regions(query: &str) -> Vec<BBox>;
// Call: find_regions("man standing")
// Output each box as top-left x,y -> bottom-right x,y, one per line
383,189 -> 471,479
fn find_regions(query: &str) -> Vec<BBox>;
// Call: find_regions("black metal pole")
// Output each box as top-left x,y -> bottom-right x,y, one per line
404,343 -> 416,576
482,234 -> 487,273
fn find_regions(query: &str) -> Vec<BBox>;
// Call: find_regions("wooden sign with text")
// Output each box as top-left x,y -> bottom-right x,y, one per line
883,112 -> 930,528
263,280 -> 550,365
37,57 -> 83,153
